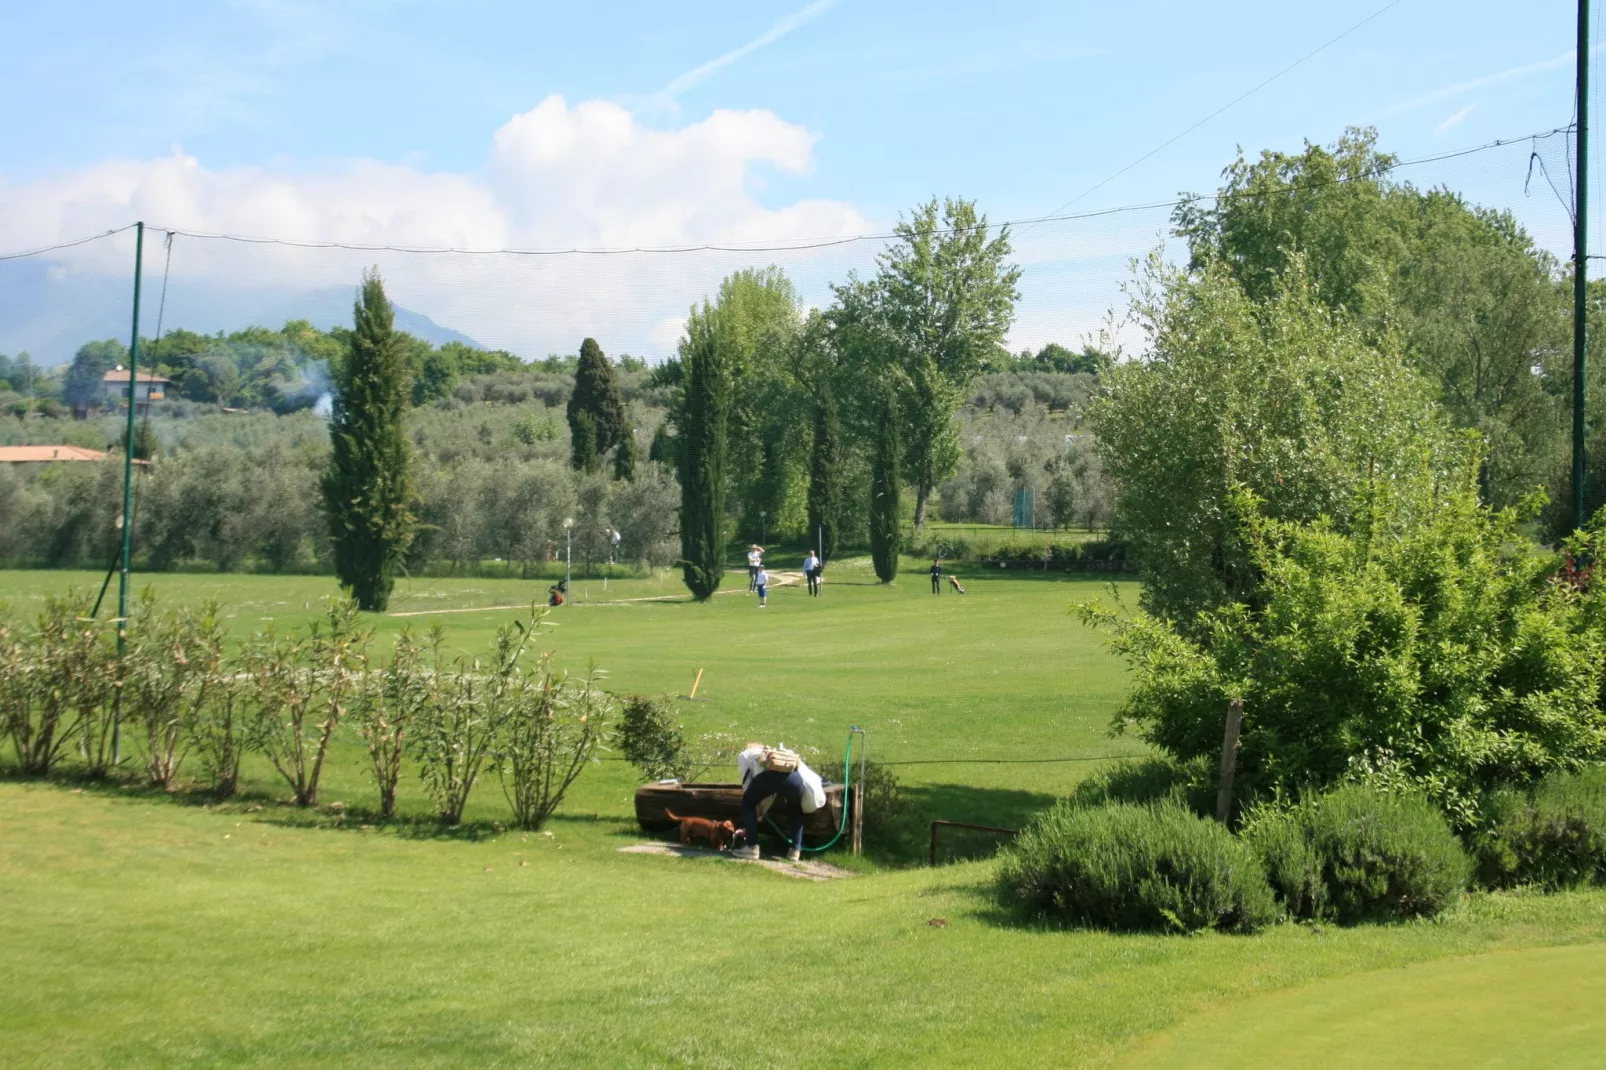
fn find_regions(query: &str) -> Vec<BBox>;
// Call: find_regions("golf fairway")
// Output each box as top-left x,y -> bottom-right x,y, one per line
1124,942 -> 1606,1068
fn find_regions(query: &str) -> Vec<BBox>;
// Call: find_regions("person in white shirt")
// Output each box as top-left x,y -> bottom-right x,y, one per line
803,550 -> 821,596
732,743 -> 827,862
747,545 -> 763,592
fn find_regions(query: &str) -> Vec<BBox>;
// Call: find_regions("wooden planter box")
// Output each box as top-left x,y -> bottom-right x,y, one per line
634,781 -> 846,846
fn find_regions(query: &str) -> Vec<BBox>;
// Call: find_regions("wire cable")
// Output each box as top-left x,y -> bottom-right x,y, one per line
1027,0 -> 1409,225
0,125 -> 1569,263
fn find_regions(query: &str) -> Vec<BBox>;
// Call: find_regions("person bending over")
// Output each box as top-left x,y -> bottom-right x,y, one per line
732,742 -> 826,862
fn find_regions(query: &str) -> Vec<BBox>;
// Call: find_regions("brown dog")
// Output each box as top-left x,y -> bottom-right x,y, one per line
664,810 -> 736,850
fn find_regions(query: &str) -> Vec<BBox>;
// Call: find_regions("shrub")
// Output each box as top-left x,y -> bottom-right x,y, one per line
242,599 -> 370,806
126,594 -> 228,790
352,625 -> 442,819
1066,755 -> 1215,816
997,801 -> 1277,933
612,695 -> 692,782
1473,767 -> 1606,890
1246,784 -> 1471,924
0,593 -> 114,776
859,759 -> 908,843
496,663 -> 612,831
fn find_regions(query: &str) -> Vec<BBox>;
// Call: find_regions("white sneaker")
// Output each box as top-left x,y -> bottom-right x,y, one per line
786,847 -> 802,862
732,844 -> 760,861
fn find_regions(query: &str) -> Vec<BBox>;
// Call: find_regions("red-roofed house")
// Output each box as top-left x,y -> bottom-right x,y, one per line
0,445 -> 111,464
102,368 -> 170,404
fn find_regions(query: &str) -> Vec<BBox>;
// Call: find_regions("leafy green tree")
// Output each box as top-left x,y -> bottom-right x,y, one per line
676,305 -> 729,600
1081,483 -> 1606,830
834,198 -> 1021,528
869,388 -> 902,583
567,338 -> 628,474
708,268 -> 805,541
1091,256 -> 1454,630
808,385 -> 843,561
64,339 -> 127,411
321,271 -> 417,611
1175,128 -> 1569,511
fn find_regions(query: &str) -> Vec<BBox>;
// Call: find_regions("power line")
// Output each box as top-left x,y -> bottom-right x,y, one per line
0,126 -> 1570,263
0,224 -> 138,262
1029,0 -> 1410,224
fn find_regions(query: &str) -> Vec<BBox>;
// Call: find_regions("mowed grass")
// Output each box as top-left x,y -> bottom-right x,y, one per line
4,565 -> 1606,1067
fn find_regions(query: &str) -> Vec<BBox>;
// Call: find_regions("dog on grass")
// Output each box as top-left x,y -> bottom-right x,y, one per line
664,810 -> 737,850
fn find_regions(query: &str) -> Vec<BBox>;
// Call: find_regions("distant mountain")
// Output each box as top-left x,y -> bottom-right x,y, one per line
0,261 -> 487,365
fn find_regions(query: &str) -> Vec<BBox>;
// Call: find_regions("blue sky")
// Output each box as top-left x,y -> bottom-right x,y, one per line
0,0 -> 1592,359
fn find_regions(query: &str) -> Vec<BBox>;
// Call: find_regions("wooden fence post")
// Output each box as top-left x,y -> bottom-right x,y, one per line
1215,699 -> 1244,825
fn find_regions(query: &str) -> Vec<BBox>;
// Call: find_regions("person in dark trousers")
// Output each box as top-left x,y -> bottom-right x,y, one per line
930,557 -> 942,594
732,744 -> 818,862
736,770 -> 805,861
803,549 -> 821,596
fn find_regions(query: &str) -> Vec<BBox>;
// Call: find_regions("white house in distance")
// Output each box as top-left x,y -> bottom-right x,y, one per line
101,367 -> 170,405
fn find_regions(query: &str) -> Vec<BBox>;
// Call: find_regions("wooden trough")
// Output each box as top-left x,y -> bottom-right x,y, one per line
634,781 -> 846,846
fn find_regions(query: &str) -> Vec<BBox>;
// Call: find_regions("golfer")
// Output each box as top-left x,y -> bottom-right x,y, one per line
755,565 -> 769,607
803,549 -> 821,596
930,557 -> 942,595
732,743 -> 827,862
747,544 -> 764,592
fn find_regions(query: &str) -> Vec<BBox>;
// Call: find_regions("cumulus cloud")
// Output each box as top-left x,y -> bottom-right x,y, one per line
0,96 -> 876,360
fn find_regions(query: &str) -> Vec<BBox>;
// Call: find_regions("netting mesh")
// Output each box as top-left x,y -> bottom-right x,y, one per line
0,128 -> 1585,369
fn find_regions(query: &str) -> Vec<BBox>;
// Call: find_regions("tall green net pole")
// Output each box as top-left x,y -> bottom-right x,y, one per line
112,220 -> 145,766
1575,0 -> 1590,533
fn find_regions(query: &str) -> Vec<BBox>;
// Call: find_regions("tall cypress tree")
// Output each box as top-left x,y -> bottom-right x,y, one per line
322,271 -> 415,611
807,386 -> 843,562
613,424 -> 637,481
568,337 -> 627,474
571,410 -> 599,473
677,307 -> 728,600
869,388 -> 902,584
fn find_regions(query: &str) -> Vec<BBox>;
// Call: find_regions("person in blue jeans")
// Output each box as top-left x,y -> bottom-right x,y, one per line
732,743 -> 820,861
735,768 -> 806,861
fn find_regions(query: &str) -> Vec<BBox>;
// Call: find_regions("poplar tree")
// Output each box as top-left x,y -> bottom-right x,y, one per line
807,386 -> 843,562
677,306 -> 728,600
322,270 -> 415,612
869,389 -> 902,583
568,337 -> 627,474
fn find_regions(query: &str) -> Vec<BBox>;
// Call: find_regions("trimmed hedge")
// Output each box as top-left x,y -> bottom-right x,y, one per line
1474,766 -> 1606,890
1246,785 -> 1470,924
997,801 -> 1277,933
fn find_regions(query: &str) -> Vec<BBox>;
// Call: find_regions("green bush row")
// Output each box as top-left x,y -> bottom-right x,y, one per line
1001,764 -> 1606,934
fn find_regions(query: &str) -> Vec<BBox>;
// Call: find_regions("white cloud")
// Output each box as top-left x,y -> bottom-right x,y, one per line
653,0 -> 840,106
0,96 -> 876,361
1434,103 -> 1478,136
1378,51 -> 1575,118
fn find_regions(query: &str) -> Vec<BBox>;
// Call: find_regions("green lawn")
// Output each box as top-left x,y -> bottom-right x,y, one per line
3,566 -> 1605,1067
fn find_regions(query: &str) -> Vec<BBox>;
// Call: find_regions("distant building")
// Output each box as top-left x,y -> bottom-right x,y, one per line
0,445 -> 149,466
101,368 -> 171,405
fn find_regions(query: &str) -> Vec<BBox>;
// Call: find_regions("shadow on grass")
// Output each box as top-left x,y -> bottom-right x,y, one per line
1,765 -> 635,843
863,781 -> 1058,868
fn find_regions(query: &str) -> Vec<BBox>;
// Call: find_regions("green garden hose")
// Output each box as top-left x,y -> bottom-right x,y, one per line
764,729 -> 856,853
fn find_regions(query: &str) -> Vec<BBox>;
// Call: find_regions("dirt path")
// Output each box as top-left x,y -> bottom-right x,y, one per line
388,570 -> 805,618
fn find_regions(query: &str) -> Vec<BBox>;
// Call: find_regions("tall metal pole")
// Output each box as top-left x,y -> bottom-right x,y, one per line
113,221 -> 145,766
1575,0 -> 1591,533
